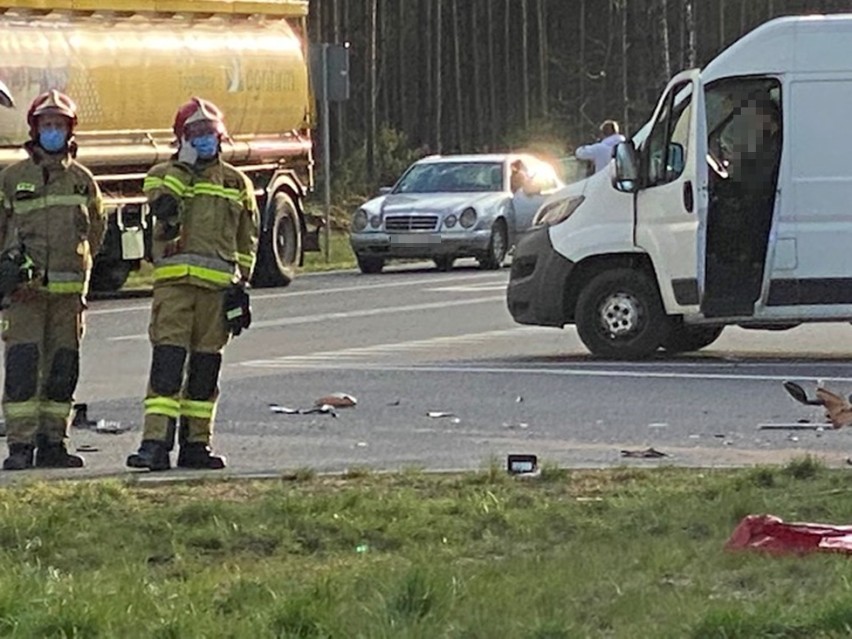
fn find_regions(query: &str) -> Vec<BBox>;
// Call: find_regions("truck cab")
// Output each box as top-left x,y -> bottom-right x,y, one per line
508,14 -> 852,358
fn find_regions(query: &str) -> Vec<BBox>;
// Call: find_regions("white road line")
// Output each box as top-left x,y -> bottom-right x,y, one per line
109,295 -> 506,341
239,327 -> 542,368
358,364 -> 852,384
88,272 -> 506,317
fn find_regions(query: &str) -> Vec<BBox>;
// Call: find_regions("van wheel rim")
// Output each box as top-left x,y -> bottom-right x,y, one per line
599,293 -> 643,337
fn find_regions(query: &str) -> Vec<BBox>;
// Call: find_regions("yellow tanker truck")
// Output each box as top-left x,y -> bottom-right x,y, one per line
0,0 -> 316,290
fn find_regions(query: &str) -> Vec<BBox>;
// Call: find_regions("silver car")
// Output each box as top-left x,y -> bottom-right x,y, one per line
349,154 -> 563,273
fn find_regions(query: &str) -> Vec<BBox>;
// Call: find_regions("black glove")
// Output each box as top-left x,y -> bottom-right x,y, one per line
0,244 -> 35,300
223,283 -> 251,336
151,194 -> 181,241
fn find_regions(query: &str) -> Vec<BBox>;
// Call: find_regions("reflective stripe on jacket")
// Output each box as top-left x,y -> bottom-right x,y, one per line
144,159 -> 259,289
0,147 -> 105,296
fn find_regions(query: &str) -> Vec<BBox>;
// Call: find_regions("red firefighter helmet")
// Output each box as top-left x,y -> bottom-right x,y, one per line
173,97 -> 226,140
27,90 -> 78,137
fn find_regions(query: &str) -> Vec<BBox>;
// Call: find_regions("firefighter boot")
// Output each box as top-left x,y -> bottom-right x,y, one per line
126,440 -> 171,471
177,443 -> 226,470
35,439 -> 85,468
3,444 -> 34,471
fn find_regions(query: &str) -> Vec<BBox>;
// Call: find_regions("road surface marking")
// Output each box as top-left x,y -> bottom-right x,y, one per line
238,327 -> 545,368
109,295 -> 506,341
88,271 -> 506,317
425,283 -> 508,293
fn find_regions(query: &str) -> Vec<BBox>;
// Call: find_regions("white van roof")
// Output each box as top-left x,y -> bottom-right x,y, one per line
702,14 -> 852,83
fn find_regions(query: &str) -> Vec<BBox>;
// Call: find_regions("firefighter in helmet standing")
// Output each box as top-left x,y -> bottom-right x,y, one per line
0,90 -> 105,470
127,97 -> 258,471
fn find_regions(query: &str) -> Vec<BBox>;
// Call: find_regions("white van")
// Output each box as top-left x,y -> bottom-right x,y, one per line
507,14 -> 852,359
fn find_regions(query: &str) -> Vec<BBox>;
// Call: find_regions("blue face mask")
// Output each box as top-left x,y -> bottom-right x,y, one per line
190,134 -> 219,159
39,129 -> 67,153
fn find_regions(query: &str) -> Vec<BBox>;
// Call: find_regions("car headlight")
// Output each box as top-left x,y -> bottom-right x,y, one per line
533,196 -> 585,227
459,207 -> 477,228
369,214 -> 382,229
444,214 -> 458,228
352,208 -> 368,232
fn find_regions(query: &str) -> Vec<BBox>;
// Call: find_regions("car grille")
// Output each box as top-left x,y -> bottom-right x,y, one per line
385,215 -> 439,232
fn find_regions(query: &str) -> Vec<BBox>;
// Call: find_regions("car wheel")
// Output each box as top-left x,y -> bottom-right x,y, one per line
357,255 -> 385,274
479,220 -> 508,270
661,321 -> 724,354
434,256 -> 454,272
575,268 -> 669,359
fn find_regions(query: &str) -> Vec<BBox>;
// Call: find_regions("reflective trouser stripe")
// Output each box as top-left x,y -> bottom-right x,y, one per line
180,399 -> 215,419
144,397 -> 181,418
40,401 -> 71,418
3,400 -> 41,419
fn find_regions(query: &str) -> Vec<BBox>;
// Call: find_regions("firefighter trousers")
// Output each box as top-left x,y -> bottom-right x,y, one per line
142,282 -> 230,447
2,292 -> 84,446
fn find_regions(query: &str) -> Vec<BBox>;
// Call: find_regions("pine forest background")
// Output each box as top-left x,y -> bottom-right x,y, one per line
307,0 -> 852,194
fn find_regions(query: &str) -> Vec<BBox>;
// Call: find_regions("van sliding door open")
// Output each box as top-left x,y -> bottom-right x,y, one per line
699,77 -> 783,318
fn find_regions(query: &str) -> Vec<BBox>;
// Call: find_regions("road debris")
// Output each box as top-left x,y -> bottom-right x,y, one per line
93,420 -> 130,434
758,423 -> 825,431
315,392 -> 357,408
515,395 -> 524,403
75,444 -> 99,453
503,422 -> 530,430
507,454 -> 538,475
426,411 -> 456,419
781,380 -> 852,428
387,399 -> 401,406
647,422 -> 669,429
269,403 -> 339,417
620,447 -> 668,459
726,514 -> 852,556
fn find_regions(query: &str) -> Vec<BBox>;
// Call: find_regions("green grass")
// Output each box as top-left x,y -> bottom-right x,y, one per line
0,459 -> 851,637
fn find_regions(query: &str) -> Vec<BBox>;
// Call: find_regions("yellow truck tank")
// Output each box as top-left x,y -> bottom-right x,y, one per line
0,0 -> 316,290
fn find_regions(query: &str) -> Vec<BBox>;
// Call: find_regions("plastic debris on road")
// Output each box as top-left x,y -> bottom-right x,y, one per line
269,403 -> 338,418
426,411 -> 455,418
94,419 -> 129,434
726,514 -> 852,556
620,447 -> 668,459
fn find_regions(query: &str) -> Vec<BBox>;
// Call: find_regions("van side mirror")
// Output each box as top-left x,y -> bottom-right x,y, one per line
378,186 -> 393,195
613,141 -> 639,193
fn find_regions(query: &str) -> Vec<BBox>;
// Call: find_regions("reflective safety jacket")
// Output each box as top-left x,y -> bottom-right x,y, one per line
0,144 -> 105,295
144,158 -> 258,289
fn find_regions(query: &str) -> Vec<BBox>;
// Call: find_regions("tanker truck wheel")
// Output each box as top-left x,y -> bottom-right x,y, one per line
253,191 -> 301,288
89,260 -> 132,292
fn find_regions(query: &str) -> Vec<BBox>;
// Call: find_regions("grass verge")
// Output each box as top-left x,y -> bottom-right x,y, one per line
0,459 -> 851,637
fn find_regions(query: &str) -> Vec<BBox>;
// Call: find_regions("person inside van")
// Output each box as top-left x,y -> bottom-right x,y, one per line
705,94 -> 782,315
575,120 -> 626,173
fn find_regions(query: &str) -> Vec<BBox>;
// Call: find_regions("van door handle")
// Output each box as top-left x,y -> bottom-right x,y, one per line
683,181 -> 694,213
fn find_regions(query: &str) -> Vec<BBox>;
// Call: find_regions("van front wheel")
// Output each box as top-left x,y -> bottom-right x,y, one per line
575,268 -> 669,359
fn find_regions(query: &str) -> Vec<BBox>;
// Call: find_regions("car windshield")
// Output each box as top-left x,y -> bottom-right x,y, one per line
394,161 -> 504,194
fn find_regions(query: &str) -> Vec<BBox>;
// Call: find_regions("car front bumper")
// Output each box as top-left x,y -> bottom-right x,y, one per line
506,225 -> 575,327
350,230 -> 492,259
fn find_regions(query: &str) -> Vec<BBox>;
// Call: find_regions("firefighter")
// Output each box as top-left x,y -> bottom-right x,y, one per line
126,97 -> 258,471
0,90 -> 105,470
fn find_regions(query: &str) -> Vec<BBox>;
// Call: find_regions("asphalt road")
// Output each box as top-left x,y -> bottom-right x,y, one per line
3,259 -> 852,481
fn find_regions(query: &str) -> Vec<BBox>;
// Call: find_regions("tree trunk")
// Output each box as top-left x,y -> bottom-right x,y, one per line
685,0 -> 696,67
424,0 -> 432,148
578,0 -> 586,141
537,0 -> 547,117
486,0 -> 497,147
397,0 -> 406,134
658,0 -> 671,83
520,0 -> 530,127
470,0 -> 482,149
365,0 -> 378,183
332,0 -> 345,161
620,0 -> 629,133
452,0 -> 463,150
504,0 -> 511,130
719,0 -> 725,50
435,0 -> 443,153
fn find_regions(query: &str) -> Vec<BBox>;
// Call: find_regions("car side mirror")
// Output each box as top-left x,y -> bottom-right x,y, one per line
378,186 -> 393,195
613,141 -> 639,193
